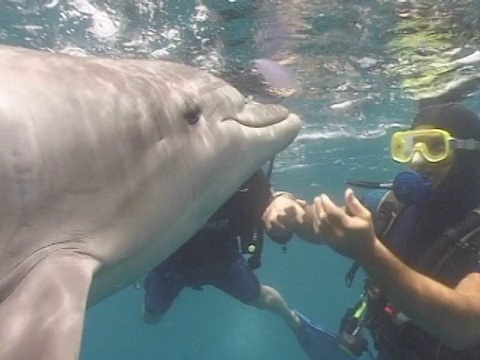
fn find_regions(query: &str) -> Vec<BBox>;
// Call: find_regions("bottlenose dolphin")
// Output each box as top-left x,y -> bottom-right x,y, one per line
0,45 -> 300,360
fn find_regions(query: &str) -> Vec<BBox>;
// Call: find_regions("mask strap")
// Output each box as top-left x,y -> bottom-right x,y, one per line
454,138 -> 480,151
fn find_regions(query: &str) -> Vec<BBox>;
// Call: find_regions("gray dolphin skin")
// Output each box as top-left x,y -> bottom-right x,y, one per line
0,45 -> 300,360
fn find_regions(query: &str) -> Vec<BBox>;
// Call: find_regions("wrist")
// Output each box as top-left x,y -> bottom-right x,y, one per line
357,237 -> 386,270
271,191 -> 296,201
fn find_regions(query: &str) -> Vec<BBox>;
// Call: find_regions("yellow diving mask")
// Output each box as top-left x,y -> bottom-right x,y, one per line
390,128 -> 480,163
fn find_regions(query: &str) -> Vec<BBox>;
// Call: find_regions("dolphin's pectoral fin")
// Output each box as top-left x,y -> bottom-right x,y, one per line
0,252 -> 100,360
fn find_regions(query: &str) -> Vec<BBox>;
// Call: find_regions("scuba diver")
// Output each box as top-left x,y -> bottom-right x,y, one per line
264,103 -> 480,359
142,168 -> 331,360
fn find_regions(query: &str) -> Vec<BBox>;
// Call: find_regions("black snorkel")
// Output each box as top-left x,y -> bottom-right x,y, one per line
347,170 -> 434,207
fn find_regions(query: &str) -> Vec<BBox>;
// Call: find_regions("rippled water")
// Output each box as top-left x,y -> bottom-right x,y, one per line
3,1 -> 479,150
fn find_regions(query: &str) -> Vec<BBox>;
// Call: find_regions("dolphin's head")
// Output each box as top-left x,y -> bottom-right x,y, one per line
153,61 -> 301,211
90,59 -> 302,279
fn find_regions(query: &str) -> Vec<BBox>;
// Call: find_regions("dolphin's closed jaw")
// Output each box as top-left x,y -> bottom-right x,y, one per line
228,102 -> 291,128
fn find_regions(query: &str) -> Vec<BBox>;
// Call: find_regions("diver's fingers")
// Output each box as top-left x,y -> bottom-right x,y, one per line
295,198 -> 308,207
312,196 -> 325,232
344,188 -> 370,219
320,194 -> 350,228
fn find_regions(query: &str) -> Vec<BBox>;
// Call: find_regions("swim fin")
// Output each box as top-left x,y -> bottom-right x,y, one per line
294,310 -> 357,360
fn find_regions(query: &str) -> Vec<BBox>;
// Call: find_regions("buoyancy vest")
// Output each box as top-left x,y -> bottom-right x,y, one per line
171,170 -> 271,270
358,190 -> 480,360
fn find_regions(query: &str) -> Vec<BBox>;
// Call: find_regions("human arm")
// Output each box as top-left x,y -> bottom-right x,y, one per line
313,188 -> 480,349
262,191 -> 326,244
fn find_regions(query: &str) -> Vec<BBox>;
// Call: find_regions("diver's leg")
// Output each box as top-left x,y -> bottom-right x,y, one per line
248,284 -> 301,331
214,255 -> 262,304
142,260 -> 186,325
214,255 -> 300,330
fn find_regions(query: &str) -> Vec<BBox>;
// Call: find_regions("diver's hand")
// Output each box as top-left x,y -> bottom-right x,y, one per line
262,193 -> 307,243
312,188 -> 377,260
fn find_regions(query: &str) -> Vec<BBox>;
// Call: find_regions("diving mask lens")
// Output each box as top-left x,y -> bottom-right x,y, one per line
390,129 -> 453,163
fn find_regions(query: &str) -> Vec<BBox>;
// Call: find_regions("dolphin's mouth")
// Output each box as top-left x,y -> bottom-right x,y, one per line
227,102 -> 291,128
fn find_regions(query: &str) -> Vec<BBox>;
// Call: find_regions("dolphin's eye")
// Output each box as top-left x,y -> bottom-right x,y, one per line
184,104 -> 202,125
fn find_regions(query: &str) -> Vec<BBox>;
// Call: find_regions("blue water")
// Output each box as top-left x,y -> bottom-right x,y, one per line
2,0 -> 480,359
